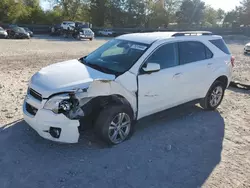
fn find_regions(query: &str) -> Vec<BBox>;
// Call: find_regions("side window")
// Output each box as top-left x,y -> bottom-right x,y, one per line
146,43 -> 178,69
179,41 -> 207,65
209,39 -> 231,55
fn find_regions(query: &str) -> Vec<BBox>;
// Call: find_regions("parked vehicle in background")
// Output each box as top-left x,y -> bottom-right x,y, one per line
7,27 -> 30,39
61,21 -> 75,31
50,24 -> 62,36
23,31 -> 234,145
98,29 -> 115,36
23,27 -> 33,37
8,24 -> 18,28
74,28 -> 95,41
244,42 -> 250,54
0,27 -> 8,38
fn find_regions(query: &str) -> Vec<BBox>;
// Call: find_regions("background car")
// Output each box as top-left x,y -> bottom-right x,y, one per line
244,42 -> 250,54
0,27 -> 8,38
7,27 -> 30,39
23,27 -> 33,37
98,29 -> 116,36
50,24 -> 62,35
61,21 -> 75,31
74,28 -> 94,41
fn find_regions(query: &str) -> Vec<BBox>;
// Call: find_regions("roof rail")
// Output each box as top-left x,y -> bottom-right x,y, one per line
172,31 -> 213,37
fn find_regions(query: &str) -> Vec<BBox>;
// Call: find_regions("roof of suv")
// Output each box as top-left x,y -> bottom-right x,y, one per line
117,31 -> 222,44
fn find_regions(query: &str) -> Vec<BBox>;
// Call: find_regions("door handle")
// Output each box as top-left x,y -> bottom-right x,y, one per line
207,63 -> 213,67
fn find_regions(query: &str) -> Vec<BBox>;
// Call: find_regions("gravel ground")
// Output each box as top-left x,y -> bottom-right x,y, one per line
0,35 -> 250,188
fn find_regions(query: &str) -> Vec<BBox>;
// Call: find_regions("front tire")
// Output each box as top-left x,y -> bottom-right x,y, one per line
95,105 -> 134,145
200,81 -> 225,110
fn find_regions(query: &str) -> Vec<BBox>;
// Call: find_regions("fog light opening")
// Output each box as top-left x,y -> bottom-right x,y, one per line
49,127 -> 62,138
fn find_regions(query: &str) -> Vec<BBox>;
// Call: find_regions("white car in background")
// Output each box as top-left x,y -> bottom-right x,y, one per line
61,21 -> 75,31
23,31 -> 234,145
244,42 -> 250,54
98,29 -> 115,36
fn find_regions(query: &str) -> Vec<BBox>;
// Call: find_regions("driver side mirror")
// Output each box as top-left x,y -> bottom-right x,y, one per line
142,62 -> 160,73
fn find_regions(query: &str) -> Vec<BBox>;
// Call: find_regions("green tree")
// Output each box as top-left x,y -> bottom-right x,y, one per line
203,6 -> 218,27
0,0 -> 26,23
217,8 -> 225,22
239,0 -> 250,25
148,2 -> 169,28
176,0 -> 205,27
223,9 -> 240,26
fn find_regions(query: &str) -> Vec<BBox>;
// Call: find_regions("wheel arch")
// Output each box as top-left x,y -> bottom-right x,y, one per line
214,75 -> 229,88
79,94 -> 135,129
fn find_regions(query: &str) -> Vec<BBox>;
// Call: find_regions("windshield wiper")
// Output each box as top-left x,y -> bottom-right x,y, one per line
78,57 -> 119,75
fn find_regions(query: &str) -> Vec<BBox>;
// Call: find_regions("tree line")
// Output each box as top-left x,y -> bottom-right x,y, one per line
0,0 -> 250,28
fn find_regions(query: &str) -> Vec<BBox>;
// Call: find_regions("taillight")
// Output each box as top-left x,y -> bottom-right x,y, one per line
231,56 -> 235,67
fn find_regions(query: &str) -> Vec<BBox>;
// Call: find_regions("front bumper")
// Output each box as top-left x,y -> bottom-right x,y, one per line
23,95 -> 80,143
0,33 -> 7,38
79,34 -> 94,39
245,46 -> 250,53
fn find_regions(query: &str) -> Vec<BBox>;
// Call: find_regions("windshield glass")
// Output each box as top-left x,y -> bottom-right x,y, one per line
82,28 -> 92,32
83,39 -> 149,74
0,27 -> 4,31
13,27 -> 26,33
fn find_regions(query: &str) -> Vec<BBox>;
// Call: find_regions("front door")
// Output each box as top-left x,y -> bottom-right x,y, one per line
137,42 -> 183,119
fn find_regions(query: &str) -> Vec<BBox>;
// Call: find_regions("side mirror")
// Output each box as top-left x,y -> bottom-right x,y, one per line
142,62 -> 160,73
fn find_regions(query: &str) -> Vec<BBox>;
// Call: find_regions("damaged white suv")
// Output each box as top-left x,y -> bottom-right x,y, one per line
23,31 -> 234,145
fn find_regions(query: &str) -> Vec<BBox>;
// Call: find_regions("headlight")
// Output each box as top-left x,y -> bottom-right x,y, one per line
43,88 -> 88,114
44,94 -> 72,113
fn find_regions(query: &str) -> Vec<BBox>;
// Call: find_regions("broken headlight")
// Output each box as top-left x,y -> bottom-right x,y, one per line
44,94 -> 73,114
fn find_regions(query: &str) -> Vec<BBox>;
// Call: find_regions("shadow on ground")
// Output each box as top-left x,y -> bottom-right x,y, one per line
0,104 -> 224,188
33,35 -> 111,42
228,86 -> 250,94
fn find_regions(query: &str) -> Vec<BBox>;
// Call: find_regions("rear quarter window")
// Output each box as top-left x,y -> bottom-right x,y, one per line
209,39 -> 231,55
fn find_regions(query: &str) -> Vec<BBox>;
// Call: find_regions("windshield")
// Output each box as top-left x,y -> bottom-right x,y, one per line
0,27 -> 4,31
24,28 -> 30,31
82,39 -> 149,74
13,27 -> 26,33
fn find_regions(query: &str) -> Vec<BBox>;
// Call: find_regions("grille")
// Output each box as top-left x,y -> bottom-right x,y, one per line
26,103 -> 38,116
29,88 -> 42,101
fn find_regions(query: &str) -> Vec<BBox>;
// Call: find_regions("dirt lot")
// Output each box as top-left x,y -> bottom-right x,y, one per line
0,35 -> 250,188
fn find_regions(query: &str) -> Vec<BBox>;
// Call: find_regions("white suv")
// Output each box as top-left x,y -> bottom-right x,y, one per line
23,31 -> 234,145
60,21 -> 75,31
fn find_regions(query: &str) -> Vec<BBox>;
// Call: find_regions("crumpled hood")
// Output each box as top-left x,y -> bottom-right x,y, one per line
29,59 -> 115,98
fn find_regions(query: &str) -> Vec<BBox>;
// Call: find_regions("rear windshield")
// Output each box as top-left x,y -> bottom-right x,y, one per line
209,39 -> 231,55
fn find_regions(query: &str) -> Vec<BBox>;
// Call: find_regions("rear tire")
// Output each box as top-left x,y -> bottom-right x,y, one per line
200,81 -> 225,110
94,105 -> 134,145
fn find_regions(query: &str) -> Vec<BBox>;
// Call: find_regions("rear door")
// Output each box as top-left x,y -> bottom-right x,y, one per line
177,41 -> 214,101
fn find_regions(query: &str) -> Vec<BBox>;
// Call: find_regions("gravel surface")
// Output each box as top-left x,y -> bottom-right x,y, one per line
0,35 -> 250,188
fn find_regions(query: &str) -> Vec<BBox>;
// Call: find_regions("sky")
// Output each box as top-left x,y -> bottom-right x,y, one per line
40,0 -> 241,12
204,0 -> 241,11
